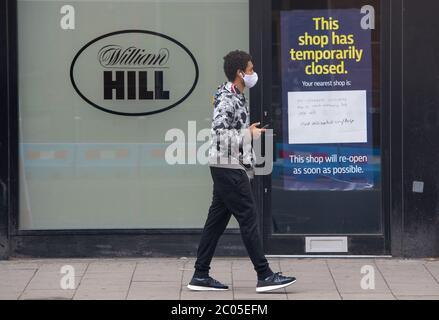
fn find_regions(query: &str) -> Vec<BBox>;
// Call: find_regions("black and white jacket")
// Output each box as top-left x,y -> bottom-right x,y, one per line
208,82 -> 255,177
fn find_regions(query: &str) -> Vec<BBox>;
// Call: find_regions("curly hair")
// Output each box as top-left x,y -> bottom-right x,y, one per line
223,50 -> 252,82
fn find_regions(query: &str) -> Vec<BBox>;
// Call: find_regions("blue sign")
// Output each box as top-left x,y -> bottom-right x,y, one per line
278,9 -> 378,191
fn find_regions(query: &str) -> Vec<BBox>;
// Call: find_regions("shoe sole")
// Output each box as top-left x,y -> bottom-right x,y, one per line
187,284 -> 229,291
256,279 -> 297,293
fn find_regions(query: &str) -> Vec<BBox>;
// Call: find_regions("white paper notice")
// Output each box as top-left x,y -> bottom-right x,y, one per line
288,90 -> 367,144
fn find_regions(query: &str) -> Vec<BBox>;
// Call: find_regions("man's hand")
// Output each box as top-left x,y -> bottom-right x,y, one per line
249,122 -> 266,140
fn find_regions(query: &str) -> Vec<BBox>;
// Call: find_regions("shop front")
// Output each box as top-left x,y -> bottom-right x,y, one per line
0,0 -> 438,259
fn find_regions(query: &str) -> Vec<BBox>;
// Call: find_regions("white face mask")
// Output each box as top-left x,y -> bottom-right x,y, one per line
241,71 -> 258,88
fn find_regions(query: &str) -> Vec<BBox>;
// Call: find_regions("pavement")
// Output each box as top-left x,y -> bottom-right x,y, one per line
1,257 -> 439,300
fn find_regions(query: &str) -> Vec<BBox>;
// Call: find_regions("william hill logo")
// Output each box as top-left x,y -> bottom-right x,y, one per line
99,45 -> 170,100
70,30 -> 199,116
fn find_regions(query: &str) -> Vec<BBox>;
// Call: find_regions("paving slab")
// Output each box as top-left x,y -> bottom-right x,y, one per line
0,257 -> 438,300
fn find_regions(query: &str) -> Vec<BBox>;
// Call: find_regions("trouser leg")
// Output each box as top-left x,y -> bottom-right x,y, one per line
194,182 -> 232,277
211,167 -> 272,279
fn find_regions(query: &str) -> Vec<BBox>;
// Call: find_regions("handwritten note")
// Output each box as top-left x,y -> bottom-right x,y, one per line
288,90 -> 367,144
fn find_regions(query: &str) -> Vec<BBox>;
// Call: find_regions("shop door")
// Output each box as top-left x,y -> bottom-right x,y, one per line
262,0 -> 390,255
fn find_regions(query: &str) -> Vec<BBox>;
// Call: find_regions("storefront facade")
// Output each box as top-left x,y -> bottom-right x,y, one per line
1,0 -> 438,259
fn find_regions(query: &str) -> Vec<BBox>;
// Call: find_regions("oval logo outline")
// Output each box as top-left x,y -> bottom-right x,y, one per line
70,29 -> 199,116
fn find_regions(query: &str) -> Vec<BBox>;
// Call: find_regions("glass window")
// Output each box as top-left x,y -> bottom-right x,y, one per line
270,0 -> 382,234
18,0 -> 248,229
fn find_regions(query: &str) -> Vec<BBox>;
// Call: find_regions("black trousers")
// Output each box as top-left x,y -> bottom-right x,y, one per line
194,166 -> 271,278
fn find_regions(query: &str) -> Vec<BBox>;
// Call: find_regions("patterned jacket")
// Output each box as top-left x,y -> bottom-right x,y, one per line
208,82 -> 255,177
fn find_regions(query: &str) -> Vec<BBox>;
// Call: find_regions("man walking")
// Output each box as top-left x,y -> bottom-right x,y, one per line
187,50 -> 296,293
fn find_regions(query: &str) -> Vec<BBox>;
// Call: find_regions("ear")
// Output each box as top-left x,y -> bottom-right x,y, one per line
237,70 -> 245,79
